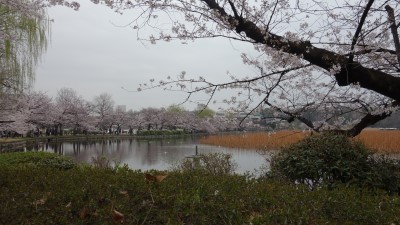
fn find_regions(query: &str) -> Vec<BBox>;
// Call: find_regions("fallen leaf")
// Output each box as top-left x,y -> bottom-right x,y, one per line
144,173 -> 168,183
119,190 -> 129,198
33,198 -> 46,206
92,210 -> 99,217
79,207 -> 89,219
33,192 -> 51,206
112,209 -> 124,223
155,175 -> 168,182
66,202 -> 71,208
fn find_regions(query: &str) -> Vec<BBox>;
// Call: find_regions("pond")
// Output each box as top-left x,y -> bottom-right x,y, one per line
27,136 -> 270,175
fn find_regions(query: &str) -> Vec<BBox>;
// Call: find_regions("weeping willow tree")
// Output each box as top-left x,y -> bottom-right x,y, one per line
0,0 -> 50,93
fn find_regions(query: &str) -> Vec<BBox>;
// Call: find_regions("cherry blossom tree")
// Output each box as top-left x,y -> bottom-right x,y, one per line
113,105 -> 129,134
126,110 -> 146,132
0,91 -> 52,135
120,108 -> 160,133
53,87 -> 94,135
164,104 -> 187,130
124,106 -> 233,134
213,110 -> 240,131
124,109 -> 137,134
92,92 -> 115,133
0,87 -> 241,135
23,91 -> 53,133
139,107 -> 165,131
90,0 -> 400,136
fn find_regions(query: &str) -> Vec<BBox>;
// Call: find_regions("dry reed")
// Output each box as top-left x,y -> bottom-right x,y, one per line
200,129 -> 400,153
355,129 -> 400,154
200,131 -> 309,150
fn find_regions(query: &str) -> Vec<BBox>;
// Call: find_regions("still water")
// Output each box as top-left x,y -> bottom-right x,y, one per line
33,136 -> 268,174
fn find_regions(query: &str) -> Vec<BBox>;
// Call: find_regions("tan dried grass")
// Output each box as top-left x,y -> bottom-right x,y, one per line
355,129 -> 400,154
200,129 -> 400,153
200,131 -> 309,150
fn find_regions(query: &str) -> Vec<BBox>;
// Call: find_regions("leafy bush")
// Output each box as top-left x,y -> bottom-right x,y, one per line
0,151 -> 75,170
91,154 -> 112,169
172,152 -> 238,175
269,133 -> 400,193
368,155 -> 400,194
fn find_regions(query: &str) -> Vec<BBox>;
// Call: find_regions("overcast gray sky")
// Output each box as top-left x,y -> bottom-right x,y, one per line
35,0 -> 256,111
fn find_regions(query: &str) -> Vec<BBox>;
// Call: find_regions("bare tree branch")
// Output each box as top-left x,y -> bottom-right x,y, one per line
348,0 -> 375,63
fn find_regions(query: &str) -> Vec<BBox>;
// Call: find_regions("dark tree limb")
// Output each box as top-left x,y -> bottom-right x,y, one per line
329,100 -> 399,137
201,0 -> 400,101
0,121 -> 15,124
344,47 -> 396,56
346,112 -> 392,136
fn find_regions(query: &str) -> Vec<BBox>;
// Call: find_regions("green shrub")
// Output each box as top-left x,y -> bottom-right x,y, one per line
172,152 -> 238,175
91,154 -> 112,169
269,133 -> 400,193
368,155 -> 400,194
0,151 -> 75,170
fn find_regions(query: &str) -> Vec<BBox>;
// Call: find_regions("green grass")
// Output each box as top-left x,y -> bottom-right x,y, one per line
0,152 -> 400,224
0,151 -> 75,170
0,137 -> 24,143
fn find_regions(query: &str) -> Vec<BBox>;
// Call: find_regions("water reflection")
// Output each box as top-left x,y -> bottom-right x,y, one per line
27,137 -> 268,174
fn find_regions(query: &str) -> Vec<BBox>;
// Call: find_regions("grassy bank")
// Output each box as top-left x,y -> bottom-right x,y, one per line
1,152 -> 400,224
200,129 -> 400,153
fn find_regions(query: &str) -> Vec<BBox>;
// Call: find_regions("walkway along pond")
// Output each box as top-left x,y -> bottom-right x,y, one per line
5,136 -> 268,174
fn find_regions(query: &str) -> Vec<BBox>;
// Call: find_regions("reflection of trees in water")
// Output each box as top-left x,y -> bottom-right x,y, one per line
36,137 -> 202,169
24,140 -> 57,152
5,137 -> 262,173
72,142 -> 82,154
143,141 -> 159,166
129,139 -> 133,148
47,142 -> 63,154
116,139 -> 121,152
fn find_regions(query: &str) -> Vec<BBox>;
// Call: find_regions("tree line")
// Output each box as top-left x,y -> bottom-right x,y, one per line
0,88 -> 244,137
2,86 -> 398,137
